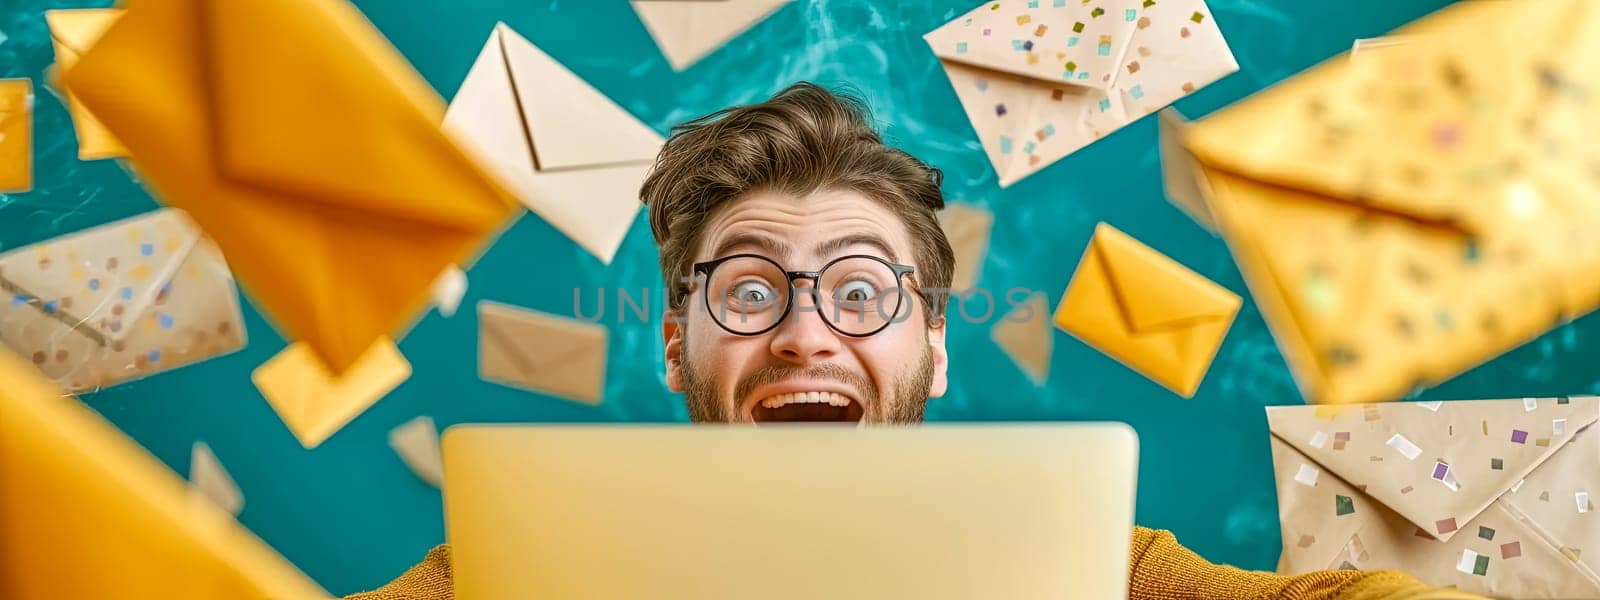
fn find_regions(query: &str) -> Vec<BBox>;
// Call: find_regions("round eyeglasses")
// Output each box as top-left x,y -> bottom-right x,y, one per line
691,254 -> 917,337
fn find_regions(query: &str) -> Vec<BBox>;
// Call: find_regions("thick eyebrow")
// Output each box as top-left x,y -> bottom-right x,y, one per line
710,232 -> 791,262
814,233 -> 898,264
708,231 -> 900,265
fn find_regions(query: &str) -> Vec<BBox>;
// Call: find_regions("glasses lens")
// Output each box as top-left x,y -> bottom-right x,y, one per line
704,256 -> 790,334
818,257 -> 905,336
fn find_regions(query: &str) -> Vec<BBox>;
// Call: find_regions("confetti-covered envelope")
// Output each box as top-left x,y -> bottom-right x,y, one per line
445,23 -> 663,265
631,0 -> 792,71
0,78 -> 31,193
44,9 -> 127,160
0,209 -> 246,393
1053,223 -> 1240,397
62,0 -> 520,374
924,0 -> 1236,187
1176,1 -> 1600,405
1268,397 -> 1600,598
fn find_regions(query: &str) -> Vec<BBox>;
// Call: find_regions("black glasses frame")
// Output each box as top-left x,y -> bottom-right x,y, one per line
691,253 -> 916,338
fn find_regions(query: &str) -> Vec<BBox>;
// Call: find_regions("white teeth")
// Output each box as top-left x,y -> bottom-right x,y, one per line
757,391 -> 851,409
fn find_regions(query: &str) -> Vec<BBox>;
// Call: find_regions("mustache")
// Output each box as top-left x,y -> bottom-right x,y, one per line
733,363 -> 878,404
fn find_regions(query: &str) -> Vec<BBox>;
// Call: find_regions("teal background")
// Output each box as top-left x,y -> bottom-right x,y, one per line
3,0 -> 1598,595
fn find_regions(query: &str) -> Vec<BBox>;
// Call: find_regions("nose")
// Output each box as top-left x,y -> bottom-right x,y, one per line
769,282 -> 841,364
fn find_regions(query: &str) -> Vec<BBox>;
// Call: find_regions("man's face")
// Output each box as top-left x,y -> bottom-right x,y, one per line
663,189 -> 949,424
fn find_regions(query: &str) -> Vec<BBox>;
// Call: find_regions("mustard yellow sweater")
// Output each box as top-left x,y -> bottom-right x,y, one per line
346,527 -> 1483,599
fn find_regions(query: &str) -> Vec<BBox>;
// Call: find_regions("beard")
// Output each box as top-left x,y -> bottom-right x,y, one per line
680,342 -> 934,424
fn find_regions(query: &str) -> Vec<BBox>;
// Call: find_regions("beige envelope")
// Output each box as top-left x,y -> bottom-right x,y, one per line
937,202 -> 994,291
924,0 -> 1237,187
630,0 -> 792,70
188,441 -> 243,517
251,337 -> 411,449
1155,108 -> 1217,233
0,209 -> 246,393
478,300 -> 607,405
444,23 -> 663,265
389,415 -> 444,488
990,291 -> 1052,385
0,78 -> 31,194
1268,397 -> 1600,598
44,8 -> 127,160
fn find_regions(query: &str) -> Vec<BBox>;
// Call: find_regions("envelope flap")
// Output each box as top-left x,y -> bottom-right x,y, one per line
205,0 -> 513,230
630,0 -> 792,70
497,23 -> 664,172
0,209 -> 201,344
924,0 -> 1142,91
1184,0 -> 1600,229
1093,223 -> 1238,331
1267,397 -> 1600,543
44,9 -> 123,58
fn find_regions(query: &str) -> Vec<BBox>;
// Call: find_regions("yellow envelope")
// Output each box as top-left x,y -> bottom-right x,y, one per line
62,0 -> 520,373
630,0 -> 792,70
44,9 -> 127,160
1267,397 -> 1600,598
251,336 -> 411,449
444,23 -> 663,265
1177,1 -> 1600,405
0,348 -> 330,599
0,78 -> 31,193
924,0 -> 1237,187
0,209 -> 247,393
478,301 -> 607,405
1053,223 -> 1240,397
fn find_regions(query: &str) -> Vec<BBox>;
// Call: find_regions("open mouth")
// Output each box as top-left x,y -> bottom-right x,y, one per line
749,392 -> 865,423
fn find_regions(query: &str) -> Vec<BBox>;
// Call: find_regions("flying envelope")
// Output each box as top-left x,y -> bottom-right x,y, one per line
631,0 -> 792,70
445,23 -> 664,265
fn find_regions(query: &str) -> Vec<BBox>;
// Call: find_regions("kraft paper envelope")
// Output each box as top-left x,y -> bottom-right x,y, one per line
445,23 -> 663,265
44,9 -> 127,160
478,301 -> 607,405
1178,0 -> 1600,405
62,0 -> 520,373
251,336 -> 411,449
1268,397 -> 1600,598
389,415 -> 444,488
1053,223 -> 1240,397
937,202 -> 994,291
630,0 -> 792,70
0,349 -> 331,599
924,0 -> 1237,187
189,441 -> 243,517
991,291 -> 1052,385
0,78 -> 31,194
0,209 -> 246,393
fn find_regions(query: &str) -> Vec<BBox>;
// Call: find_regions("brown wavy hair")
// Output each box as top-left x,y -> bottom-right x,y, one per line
640,82 -> 953,324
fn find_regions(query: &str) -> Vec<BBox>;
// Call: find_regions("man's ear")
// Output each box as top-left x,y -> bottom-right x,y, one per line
926,315 -> 950,398
663,310 -> 685,393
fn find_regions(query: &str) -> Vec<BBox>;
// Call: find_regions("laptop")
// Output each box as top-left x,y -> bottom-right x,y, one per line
442,423 -> 1139,599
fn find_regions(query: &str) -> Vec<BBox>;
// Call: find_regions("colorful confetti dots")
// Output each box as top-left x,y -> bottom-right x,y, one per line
1455,549 -> 1489,576
1335,495 -> 1354,516
1293,463 -> 1320,486
1491,458 -> 1504,470
1072,21 -> 1085,33
1511,429 -> 1529,444
1479,526 -> 1495,541
1190,11 -> 1205,23
995,103 -> 1007,117
956,42 -> 968,54
1436,518 -> 1458,534
1502,541 -> 1522,559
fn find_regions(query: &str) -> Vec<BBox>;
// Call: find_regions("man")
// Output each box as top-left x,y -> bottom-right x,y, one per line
351,83 -> 1478,599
